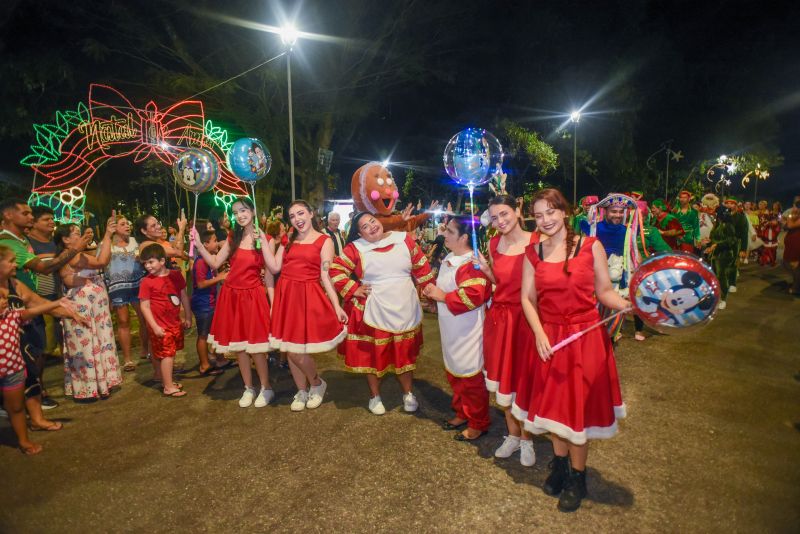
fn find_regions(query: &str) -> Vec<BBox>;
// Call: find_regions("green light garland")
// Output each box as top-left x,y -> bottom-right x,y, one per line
20,102 -> 90,166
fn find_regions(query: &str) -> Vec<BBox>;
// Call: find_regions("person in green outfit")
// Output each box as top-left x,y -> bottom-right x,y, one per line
672,191 -> 700,254
704,204 -> 739,310
651,199 -> 684,250
724,196 -> 748,293
572,196 -> 598,235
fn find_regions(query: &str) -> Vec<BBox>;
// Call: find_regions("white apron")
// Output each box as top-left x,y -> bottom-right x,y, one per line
354,232 -> 422,333
436,253 -> 484,377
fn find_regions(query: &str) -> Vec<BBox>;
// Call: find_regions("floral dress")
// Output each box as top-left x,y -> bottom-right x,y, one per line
63,267 -> 121,399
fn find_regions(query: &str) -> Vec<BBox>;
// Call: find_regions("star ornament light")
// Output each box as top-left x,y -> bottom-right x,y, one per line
570,110 -> 581,123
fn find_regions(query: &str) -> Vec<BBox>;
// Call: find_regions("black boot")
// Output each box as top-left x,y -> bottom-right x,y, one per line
542,455 -> 570,496
558,467 -> 587,512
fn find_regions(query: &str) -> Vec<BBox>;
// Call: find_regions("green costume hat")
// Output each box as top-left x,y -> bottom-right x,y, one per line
652,199 -> 668,210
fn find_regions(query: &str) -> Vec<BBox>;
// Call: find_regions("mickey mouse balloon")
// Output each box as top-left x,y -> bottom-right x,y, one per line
172,148 -> 220,194
228,137 -> 272,183
628,251 -> 720,334
443,128 -> 504,188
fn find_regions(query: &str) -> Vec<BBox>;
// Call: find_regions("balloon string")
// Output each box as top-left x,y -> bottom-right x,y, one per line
250,183 -> 261,250
189,192 -> 199,258
469,185 -> 480,269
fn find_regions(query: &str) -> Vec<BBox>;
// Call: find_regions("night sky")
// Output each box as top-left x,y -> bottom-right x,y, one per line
1,0 -> 799,207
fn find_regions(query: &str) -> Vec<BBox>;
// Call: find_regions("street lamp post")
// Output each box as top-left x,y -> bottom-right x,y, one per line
280,25 -> 298,200
570,111 -> 580,206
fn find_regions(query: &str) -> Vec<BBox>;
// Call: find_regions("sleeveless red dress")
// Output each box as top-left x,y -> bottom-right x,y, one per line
483,233 -> 538,406
208,243 -> 271,353
512,237 -> 625,445
269,235 -> 347,353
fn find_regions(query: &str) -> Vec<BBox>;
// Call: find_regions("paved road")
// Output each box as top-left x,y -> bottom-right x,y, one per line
3,264 -> 799,533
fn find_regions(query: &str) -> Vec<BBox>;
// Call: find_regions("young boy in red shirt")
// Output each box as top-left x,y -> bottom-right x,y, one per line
138,244 -> 191,397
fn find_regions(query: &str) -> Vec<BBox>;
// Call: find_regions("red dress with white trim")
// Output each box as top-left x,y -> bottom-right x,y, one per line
208,240 -> 272,354
269,234 -> 347,353
330,232 -> 434,376
512,237 -> 626,445
483,233 -> 538,406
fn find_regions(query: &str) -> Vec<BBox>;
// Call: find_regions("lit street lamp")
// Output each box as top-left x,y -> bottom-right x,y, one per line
570,110 -> 580,206
280,24 -> 299,200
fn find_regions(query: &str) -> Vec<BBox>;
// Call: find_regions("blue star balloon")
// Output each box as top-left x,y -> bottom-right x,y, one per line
228,138 -> 272,183
443,128 -> 504,188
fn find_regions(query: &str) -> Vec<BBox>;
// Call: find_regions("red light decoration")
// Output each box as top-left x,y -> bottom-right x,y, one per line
22,84 -> 247,220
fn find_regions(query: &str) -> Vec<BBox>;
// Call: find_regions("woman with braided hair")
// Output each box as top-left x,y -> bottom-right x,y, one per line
515,188 -> 629,512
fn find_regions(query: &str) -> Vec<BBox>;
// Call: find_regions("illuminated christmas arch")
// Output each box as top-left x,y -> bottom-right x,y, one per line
21,83 -> 246,221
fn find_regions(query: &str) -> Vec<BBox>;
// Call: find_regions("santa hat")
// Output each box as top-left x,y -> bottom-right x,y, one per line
580,195 -> 599,208
678,190 -> 694,199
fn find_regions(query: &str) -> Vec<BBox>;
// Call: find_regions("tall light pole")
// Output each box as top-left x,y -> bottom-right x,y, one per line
570,110 -> 580,206
280,25 -> 298,200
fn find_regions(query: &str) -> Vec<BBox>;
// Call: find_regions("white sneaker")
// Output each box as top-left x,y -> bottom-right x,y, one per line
520,439 -> 536,467
402,392 -> 418,413
290,390 -> 308,412
238,387 -> 256,408
368,396 -> 386,415
0,408 -> 7,418
494,435 -> 521,458
729,285 -> 737,293
254,387 -> 274,408
306,378 -> 327,409
719,300 -> 727,310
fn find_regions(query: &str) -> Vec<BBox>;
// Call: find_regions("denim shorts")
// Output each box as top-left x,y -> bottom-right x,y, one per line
193,311 -> 214,338
109,288 -> 140,307
0,369 -> 26,392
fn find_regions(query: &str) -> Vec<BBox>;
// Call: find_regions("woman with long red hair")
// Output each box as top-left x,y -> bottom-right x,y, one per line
515,188 -> 629,512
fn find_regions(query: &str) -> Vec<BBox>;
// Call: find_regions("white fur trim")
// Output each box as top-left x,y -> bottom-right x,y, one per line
522,403 -> 626,445
207,335 -> 271,354
510,402 -> 528,422
483,373 -> 514,407
269,328 -> 347,354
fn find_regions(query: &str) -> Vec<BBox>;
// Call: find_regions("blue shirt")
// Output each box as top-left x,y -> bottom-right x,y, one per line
595,220 -> 627,257
191,257 -> 217,313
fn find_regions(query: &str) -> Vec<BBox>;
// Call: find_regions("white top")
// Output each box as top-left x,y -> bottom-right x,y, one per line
435,252 -> 485,377
354,231 -> 422,333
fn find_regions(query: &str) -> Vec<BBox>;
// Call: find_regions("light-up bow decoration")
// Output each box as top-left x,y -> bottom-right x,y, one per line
21,83 -> 246,222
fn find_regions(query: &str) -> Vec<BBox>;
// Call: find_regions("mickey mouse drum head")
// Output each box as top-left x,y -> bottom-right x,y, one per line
629,251 -> 720,334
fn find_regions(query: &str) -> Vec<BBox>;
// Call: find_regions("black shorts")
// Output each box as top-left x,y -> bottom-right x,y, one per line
193,311 -> 214,338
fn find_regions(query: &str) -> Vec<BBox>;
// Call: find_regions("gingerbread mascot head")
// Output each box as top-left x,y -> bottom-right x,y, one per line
351,162 -> 400,216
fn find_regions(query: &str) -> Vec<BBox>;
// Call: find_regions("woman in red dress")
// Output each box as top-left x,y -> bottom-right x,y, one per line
329,212 -> 434,415
516,188 -> 629,512
269,200 -> 348,412
474,195 -> 538,466
191,197 -> 277,409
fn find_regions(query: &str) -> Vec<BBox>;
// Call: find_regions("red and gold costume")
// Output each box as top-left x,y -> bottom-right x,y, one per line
330,231 -> 434,376
435,252 -> 493,431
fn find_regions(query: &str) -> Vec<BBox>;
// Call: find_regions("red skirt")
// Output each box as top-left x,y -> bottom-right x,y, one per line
338,302 -> 421,376
511,312 -> 625,445
208,285 -> 271,353
483,302 -> 533,406
269,277 -> 346,353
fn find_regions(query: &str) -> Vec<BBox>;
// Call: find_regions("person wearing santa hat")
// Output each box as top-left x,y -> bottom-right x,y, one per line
423,215 -> 493,441
672,191 -> 700,253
